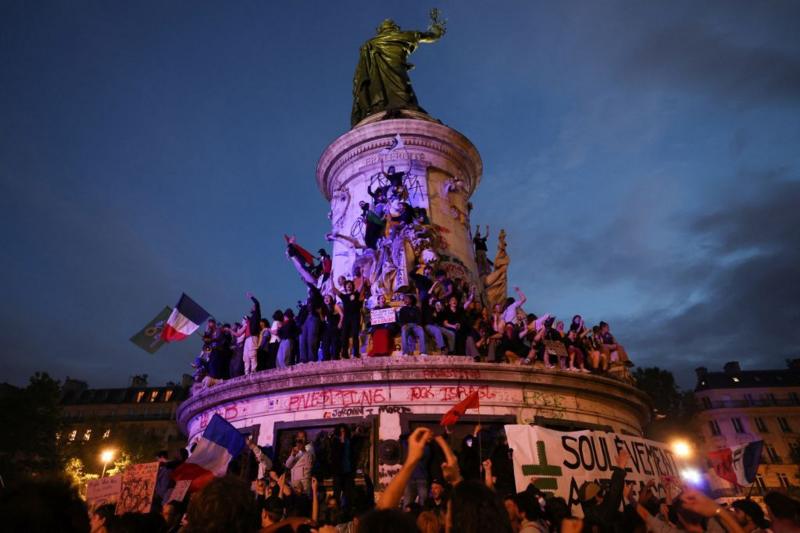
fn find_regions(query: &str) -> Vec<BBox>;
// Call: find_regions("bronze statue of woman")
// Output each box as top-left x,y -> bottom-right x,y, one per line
351,9 -> 446,127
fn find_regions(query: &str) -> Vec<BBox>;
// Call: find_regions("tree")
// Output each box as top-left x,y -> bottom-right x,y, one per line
0,372 -> 64,483
633,367 -> 697,442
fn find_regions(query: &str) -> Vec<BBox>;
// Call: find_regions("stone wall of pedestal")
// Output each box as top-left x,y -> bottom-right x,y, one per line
316,117 -> 483,293
177,358 -> 651,490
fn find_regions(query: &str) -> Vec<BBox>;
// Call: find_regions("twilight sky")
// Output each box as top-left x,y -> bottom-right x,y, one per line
1,0 -> 798,390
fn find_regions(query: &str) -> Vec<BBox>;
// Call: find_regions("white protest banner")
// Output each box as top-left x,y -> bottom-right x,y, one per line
370,307 -> 396,325
115,462 -> 160,515
505,425 -> 683,517
167,479 -> 191,503
86,475 -> 122,509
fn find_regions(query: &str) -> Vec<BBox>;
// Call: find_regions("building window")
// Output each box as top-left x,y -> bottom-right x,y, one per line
790,392 -> 800,405
701,397 -> 712,409
756,475 -> 767,491
732,418 -> 745,434
754,417 -> 769,433
102,429 -> 111,439
136,391 -> 145,403
68,430 -> 77,442
789,441 -> 800,461
82,429 -> 92,441
762,393 -> 776,405
766,444 -> 781,464
55,432 -> 61,442
164,390 -> 174,402
779,417 -> 792,433
744,393 -> 754,405
709,420 -> 721,436
778,473 -> 791,488
150,390 -> 159,402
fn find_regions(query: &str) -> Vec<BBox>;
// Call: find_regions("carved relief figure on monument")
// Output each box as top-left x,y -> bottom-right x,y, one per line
484,229 -> 510,308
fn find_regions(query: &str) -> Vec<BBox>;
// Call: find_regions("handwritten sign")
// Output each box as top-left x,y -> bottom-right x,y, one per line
116,462 -> 159,515
86,475 -> 122,509
370,307 -> 396,325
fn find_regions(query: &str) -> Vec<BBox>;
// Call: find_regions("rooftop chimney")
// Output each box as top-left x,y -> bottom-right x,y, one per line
130,374 -> 148,387
723,361 -> 741,374
695,367 -> 708,380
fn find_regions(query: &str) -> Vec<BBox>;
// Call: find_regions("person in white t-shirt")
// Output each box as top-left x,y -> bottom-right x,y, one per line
501,286 -> 527,325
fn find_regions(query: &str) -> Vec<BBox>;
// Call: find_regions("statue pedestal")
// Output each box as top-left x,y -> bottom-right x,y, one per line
316,118 -> 484,296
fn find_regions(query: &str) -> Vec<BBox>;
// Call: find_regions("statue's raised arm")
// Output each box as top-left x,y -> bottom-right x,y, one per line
419,8 -> 447,42
351,10 -> 447,127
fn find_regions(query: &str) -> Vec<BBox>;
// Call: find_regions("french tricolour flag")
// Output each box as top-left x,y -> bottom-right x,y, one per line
172,414 -> 245,491
707,440 -> 763,487
161,293 -> 211,342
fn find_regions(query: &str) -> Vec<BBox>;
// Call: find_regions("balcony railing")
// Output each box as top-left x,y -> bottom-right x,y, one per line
701,399 -> 800,410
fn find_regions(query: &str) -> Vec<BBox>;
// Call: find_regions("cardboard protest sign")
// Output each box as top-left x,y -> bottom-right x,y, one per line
505,425 -> 683,517
115,462 -> 160,515
370,307 -> 396,325
167,479 -> 191,503
86,475 -> 122,509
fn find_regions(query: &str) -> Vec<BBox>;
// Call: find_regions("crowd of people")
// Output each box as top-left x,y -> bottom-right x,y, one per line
3,425 -> 800,533
186,157 -> 635,385
190,271 -> 633,386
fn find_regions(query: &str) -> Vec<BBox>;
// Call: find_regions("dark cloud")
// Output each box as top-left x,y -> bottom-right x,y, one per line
616,177 -> 800,386
622,21 -> 800,105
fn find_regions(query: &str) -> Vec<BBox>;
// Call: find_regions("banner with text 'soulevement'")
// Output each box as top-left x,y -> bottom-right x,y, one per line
505,425 -> 682,516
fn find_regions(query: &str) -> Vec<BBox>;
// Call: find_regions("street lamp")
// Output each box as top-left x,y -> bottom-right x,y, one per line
671,439 -> 693,459
100,449 -> 115,477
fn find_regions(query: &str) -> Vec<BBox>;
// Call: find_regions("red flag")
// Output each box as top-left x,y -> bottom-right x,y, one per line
440,391 -> 480,426
284,235 -> 314,265
707,448 -> 738,486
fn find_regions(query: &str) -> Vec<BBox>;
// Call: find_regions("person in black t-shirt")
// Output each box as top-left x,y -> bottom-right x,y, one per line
398,294 -> 425,355
424,299 -> 450,354
337,280 -> 363,359
320,294 -> 342,361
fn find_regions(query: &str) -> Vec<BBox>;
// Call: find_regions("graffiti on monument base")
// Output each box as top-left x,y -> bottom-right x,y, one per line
287,388 -> 387,411
407,384 -> 496,402
322,404 -> 413,419
198,402 -> 249,429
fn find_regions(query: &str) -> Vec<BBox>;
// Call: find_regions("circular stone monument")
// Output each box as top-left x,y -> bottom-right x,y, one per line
177,357 -> 650,491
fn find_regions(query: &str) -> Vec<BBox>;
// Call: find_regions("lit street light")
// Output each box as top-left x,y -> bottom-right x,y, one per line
100,449 -> 115,477
671,439 -> 693,459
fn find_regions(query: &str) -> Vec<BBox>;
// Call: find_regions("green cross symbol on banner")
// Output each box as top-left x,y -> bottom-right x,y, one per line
521,440 -> 563,492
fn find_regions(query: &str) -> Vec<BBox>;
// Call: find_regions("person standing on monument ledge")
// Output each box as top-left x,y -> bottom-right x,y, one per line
351,10 -> 446,126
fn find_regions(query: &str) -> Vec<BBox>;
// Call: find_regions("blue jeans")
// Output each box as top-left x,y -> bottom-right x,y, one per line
276,339 -> 293,368
299,315 -> 320,363
425,325 -> 448,351
403,477 -> 428,506
401,324 -> 426,355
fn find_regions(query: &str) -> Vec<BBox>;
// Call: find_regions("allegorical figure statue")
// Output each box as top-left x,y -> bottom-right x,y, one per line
351,9 -> 446,127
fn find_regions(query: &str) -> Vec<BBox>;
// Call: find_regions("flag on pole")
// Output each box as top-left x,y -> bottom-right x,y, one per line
440,390 -> 480,427
171,414 -> 245,491
130,306 -> 172,354
707,440 -> 763,486
161,293 -> 211,342
284,235 -> 315,266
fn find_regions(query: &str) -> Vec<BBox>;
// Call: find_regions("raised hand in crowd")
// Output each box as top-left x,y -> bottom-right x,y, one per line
615,447 -> 629,469
435,433 -> 463,487
482,458 -> 494,490
680,488 -> 746,533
